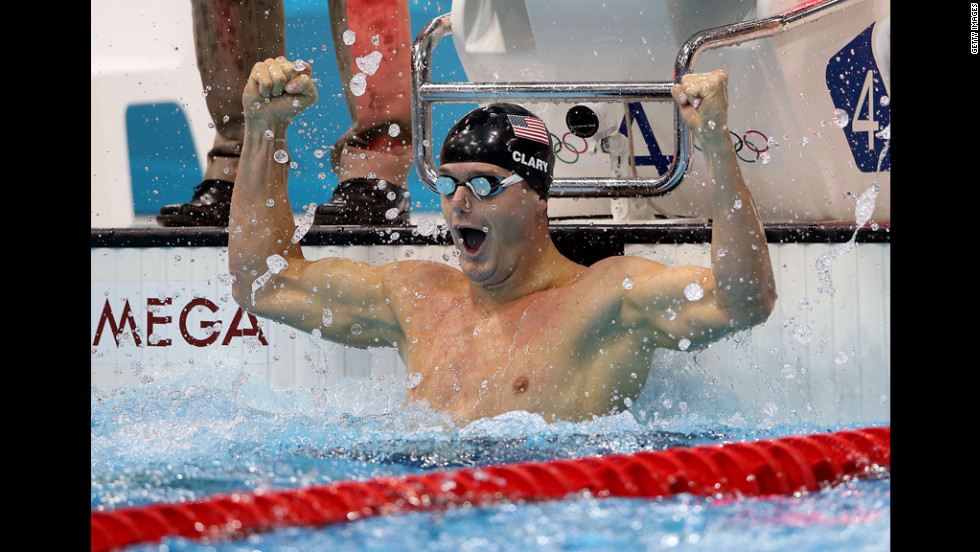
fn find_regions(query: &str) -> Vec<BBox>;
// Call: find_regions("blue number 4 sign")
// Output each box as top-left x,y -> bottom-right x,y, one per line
825,23 -> 890,173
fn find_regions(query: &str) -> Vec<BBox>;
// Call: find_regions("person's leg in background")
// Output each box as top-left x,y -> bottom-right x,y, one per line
158,0 -> 286,227
315,0 -> 414,225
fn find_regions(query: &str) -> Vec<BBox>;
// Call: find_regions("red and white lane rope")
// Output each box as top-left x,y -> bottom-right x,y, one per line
91,425 -> 890,551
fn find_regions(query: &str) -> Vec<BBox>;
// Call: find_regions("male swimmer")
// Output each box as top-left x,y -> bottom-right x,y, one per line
229,58 -> 776,423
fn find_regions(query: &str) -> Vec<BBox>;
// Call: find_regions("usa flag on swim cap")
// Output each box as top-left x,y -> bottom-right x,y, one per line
507,114 -> 550,145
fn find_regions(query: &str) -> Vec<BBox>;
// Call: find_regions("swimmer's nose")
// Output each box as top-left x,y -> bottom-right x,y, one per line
450,185 -> 473,211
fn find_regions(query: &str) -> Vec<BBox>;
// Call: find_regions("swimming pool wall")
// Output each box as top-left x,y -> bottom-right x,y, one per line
91,224 -> 889,428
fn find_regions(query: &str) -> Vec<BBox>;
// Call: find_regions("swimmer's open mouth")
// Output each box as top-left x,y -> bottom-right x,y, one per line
458,227 -> 487,254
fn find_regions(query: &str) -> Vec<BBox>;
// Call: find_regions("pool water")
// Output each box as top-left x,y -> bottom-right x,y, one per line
91,362 -> 889,551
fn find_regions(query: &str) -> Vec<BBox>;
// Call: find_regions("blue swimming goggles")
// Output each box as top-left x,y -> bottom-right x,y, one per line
428,173 -> 524,199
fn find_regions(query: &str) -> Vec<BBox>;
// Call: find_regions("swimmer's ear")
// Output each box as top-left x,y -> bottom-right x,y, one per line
535,195 -> 548,214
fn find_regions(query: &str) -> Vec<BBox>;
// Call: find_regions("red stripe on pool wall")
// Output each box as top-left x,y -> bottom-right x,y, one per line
91,426 -> 890,552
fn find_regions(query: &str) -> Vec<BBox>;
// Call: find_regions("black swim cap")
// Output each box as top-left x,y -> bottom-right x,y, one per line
440,103 -> 555,198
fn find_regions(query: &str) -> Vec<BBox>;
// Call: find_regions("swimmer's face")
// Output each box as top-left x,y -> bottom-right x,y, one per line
438,162 -> 546,287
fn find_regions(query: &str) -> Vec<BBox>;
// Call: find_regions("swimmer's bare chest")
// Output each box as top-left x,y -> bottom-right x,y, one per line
397,286 -> 651,422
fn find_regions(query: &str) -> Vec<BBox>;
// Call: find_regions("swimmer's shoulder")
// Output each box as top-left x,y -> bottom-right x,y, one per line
381,258 -> 468,288
577,254 -> 669,283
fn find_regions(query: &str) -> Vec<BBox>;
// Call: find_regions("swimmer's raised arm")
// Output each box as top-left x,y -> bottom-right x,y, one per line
228,57 -> 403,348
620,70 -> 776,350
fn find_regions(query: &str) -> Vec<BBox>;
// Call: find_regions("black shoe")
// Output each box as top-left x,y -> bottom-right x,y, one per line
314,178 -> 410,225
156,179 -> 234,227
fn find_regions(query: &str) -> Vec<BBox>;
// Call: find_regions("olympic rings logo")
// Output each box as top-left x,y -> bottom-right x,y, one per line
551,132 -> 590,164
695,129 -> 771,163
551,129 -> 772,165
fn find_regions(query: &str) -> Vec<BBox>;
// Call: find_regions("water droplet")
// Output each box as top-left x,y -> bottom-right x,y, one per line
250,255 -> 288,304
385,207 -> 401,220
405,372 -> 423,389
684,282 -> 704,301
663,308 -> 677,321
678,338 -> 691,351
733,199 -> 742,210
621,277 -> 634,290
792,324 -> 813,344
707,120 -> 716,129
322,308 -> 333,327
267,254 -> 288,273
355,51 -> 383,76
834,351 -> 848,365
760,151 -> 771,164
854,184 -> 879,226
292,58 -> 307,72
417,217 -> 438,236
389,123 -> 401,137
623,397 -> 633,408
349,73 -> 367,96
800,137 -> 810,147
342,30 -> 356,45
879,95 -> 890,106
831,108 -> 850,128
313,149 -> 326,159
274,149 -> 289,164
387,191 -> 397,201
264,129 -> 275,140
266,198 -> 275,207
350,324 -> 363,335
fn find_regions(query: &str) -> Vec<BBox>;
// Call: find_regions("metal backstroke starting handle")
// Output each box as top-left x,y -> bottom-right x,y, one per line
410,0 -> 861,198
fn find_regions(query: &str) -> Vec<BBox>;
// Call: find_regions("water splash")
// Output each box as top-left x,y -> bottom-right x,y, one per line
251,254 -> 288,305
405,372 -> 423,389
816,137 -> 889,296
292,203 -> 318,244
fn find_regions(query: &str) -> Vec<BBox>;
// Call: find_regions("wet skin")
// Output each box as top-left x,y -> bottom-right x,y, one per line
228,59 -> 777,424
